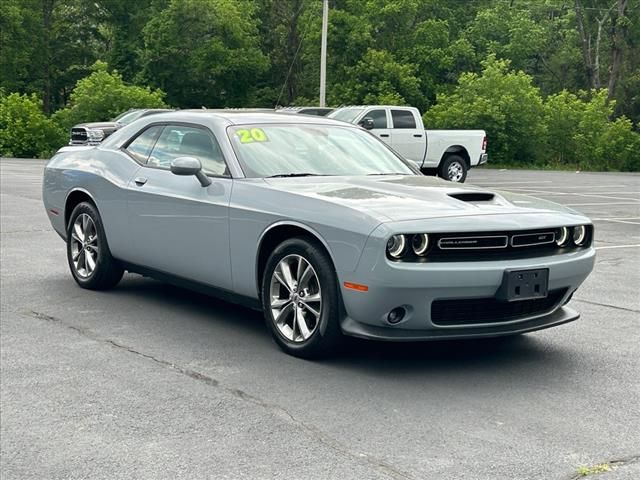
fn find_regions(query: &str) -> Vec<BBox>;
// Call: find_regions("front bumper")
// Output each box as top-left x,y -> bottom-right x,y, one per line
338,244 -> 595,341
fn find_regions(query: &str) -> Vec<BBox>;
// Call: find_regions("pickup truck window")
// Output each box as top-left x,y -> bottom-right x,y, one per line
367,109 -> 388,129
391,110 -> 416,129
328,108 -> 364,123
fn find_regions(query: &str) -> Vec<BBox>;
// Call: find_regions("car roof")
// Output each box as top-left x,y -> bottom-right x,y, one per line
148,110 -> 352,127
332,105 -> 418,110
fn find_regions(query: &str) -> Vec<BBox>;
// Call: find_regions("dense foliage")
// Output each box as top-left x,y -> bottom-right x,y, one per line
0,0 -> 638,169
0,92 -> 66,158
52,62 -> 167,130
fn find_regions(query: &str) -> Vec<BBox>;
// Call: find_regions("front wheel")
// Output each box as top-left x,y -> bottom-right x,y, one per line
439,155 -> 468,183
66,202 -> 124,290
261,238 -> 343,358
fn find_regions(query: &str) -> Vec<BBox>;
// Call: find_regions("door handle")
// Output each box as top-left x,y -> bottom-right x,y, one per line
134,177 -> 148,186
379,134 -> 390,138
413,134 -> 423,138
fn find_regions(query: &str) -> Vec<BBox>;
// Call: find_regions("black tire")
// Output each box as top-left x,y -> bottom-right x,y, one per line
438,154 -> 468,183
66,201 -> 124,290
261,237 -> 343,359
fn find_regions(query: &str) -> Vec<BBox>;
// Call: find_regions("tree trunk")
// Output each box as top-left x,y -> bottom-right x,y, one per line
41,0 -> 55,114
575,0 -> 595,88
608,0 -> 628,101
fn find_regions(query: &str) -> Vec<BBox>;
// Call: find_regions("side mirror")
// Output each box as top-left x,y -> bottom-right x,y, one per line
170,156 -> 211,187
358,117 -> 375,130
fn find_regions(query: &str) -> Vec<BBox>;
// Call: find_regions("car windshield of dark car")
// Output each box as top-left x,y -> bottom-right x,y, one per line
113,110 -> 145,125
327,108 -> 364,123
228,124 -> 415,178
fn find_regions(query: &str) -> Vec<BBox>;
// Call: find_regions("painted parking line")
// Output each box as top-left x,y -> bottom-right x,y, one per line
471,181 -> 554,185
592,218 -> 640,225
595,244 -> 640,250
473,184 -> 623,190
564,202 -> 640,207
495,189 -> 640,202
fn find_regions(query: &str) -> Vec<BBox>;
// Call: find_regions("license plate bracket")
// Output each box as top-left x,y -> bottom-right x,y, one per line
496,268 -> 549,302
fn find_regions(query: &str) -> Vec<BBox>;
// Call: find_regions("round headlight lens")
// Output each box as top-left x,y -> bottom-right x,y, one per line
412,233 -> 429,256
573,225 -> 587,246
556,227 -> 569,247
387,235 -> 406,259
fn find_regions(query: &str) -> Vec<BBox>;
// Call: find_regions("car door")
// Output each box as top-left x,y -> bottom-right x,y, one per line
389,109 -> 426,163
362,108 -> 392,145
124,123 -> 233,290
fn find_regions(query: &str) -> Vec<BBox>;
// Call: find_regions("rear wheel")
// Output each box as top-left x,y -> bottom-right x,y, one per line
261,238 -> 342,358
439,154 -> 468,183
66,202 -> 123,290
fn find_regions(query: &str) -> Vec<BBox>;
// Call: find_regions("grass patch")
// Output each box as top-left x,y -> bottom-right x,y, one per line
576,463 -> 611,476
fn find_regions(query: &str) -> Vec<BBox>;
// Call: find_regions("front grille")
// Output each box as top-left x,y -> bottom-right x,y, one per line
70,127 -> 88,144
397,227 -> 593,262
431,288 -> 567,326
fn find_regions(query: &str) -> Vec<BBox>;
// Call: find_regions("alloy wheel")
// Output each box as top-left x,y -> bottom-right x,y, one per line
70,213 -> 99,278
269,254 -> 322,343
448,161 -> 464,182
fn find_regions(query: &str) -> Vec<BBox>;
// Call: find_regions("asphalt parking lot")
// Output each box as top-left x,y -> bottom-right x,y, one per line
1,159 -> 639,480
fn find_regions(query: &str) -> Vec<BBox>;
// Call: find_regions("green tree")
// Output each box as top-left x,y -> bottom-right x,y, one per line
52,62 -> 167,130
0,91 -> 66,158
333,49 -> 423,107
424,56 -> 546,165
140,0 -> 268,107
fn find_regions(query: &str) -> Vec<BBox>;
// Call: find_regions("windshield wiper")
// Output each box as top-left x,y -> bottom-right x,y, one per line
267,173 -> 323,178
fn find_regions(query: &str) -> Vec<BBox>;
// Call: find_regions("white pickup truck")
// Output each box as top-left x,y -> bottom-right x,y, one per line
328,105 -> 487,182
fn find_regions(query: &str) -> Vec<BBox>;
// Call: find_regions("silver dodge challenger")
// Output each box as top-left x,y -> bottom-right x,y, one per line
43,111 -> 595,358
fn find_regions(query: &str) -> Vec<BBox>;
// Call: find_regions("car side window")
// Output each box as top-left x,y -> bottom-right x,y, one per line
147,125 -> 228,176
125,126 -> 163,164
366,109 -> 388,129
391,110 -> 416,129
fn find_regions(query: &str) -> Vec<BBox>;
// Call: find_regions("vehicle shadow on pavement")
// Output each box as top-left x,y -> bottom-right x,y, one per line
111,275 -> 575,378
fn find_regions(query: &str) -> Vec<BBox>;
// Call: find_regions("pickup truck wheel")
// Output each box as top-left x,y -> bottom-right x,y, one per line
439,155 -> 468,183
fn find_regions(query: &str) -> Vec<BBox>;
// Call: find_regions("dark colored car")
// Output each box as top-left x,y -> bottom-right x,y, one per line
69,109 -> 172,146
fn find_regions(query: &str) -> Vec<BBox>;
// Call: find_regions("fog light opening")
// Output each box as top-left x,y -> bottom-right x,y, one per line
387,307 -> 406,325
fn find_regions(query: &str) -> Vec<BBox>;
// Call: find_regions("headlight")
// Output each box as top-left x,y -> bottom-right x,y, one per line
387,235 -> 406,259
573,225 -> 587,246
556,227 -> 569,247
87,129 -> 104,140
412,233 -> 429,256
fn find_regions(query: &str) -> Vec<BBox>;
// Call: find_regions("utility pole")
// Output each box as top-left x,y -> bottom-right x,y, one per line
319,0 -> 328,107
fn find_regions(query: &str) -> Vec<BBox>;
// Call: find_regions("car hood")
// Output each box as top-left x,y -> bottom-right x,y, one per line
73,122 -> 119,130
263,175 -> 580,222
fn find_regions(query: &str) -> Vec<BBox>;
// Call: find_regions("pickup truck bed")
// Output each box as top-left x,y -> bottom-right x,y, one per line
328,105 -> 487,182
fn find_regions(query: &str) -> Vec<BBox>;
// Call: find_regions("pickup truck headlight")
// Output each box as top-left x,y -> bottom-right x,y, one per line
87,129 -> 104,140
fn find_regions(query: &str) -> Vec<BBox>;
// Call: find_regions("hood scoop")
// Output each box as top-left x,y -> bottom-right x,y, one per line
448,191 -> 495,202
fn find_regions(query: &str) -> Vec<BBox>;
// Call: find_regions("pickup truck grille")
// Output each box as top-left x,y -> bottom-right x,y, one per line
70,127 -> 88,145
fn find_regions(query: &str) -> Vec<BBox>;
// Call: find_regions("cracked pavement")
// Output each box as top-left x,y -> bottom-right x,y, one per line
1,159 -> 639,479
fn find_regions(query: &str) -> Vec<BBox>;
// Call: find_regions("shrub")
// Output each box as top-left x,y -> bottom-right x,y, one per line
0,91 -> 66,158
52,61 -> 167,130
424,55 -> 546,165
544,89 -> 640,170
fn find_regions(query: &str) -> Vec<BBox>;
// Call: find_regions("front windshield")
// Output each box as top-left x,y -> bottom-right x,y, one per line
113,110 -> 145,125
327,108 -> 364,123
228,124 -> 415,178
